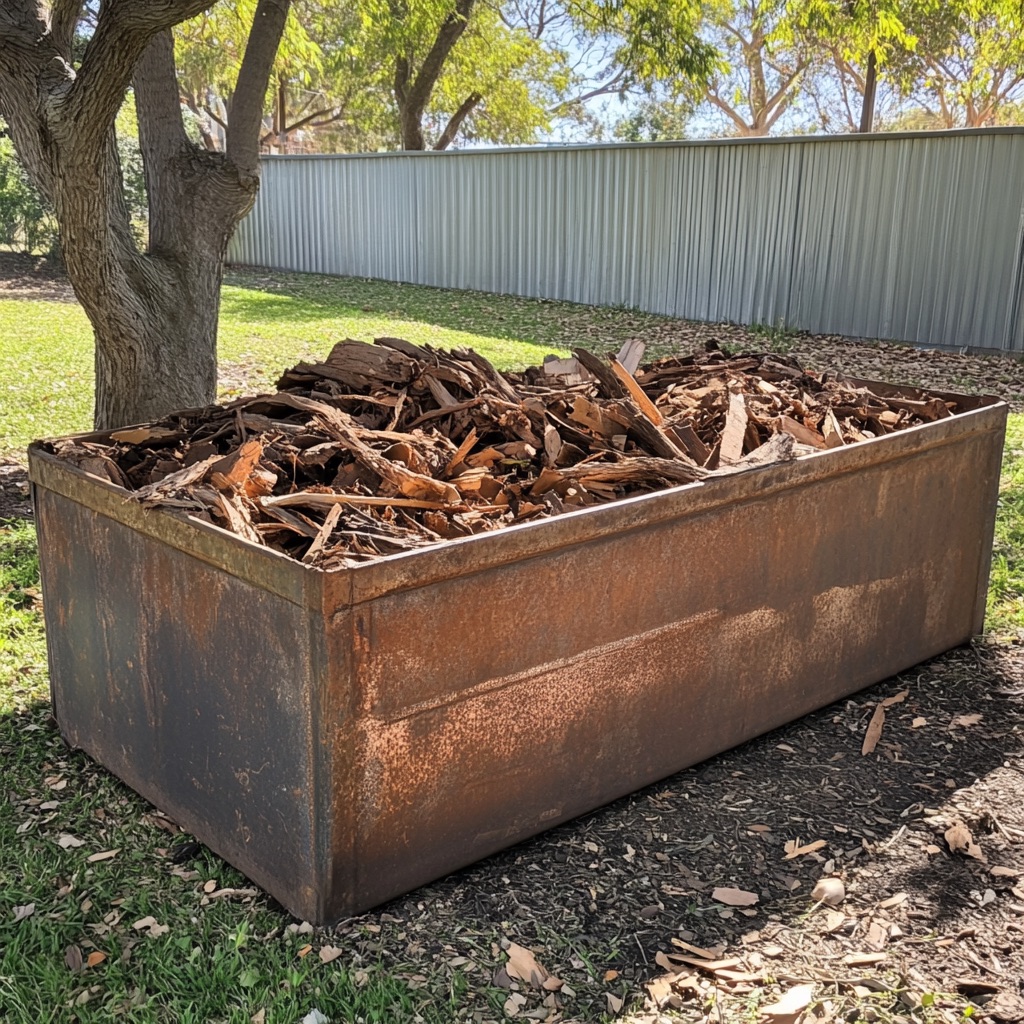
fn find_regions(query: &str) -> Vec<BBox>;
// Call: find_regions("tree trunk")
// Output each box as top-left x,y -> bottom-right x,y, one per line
82,249 -> 226,428
393,0 -> 476,150
0,1 -> 289,430
859,50 -> 878,132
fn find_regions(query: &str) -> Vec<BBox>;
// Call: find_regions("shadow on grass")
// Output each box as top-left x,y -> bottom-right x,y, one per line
222,265 -> 657,355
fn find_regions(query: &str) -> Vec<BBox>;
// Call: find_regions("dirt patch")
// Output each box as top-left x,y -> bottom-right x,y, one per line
0,252 -> 76,303
0,459 -> 32,521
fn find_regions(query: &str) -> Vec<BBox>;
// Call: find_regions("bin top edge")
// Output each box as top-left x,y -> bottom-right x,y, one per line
27,396 -> 1009,606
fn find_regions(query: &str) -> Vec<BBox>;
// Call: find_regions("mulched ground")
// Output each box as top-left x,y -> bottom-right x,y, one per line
3,255 -> 1023,1023
0,459 -> 31,520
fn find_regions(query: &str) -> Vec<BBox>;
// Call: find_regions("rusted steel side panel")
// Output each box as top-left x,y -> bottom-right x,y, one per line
34,487 -> 326,922
337,422 -> 1004,915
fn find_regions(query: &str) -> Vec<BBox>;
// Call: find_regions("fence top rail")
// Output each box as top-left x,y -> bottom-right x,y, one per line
259,126 -> 1024,162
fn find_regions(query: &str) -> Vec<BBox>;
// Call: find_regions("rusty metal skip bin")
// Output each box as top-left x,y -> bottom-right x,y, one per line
28,386 -> 1007,924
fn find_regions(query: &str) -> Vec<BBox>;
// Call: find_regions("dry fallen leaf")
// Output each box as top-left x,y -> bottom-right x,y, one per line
318,945 -> 344,965
762,983 -> 815,1017
505,942 -> 551,988
879,892 -> 908,910
842,952 -> 887,967
882,689 -> 909,707
87,849 -> 120,863
951,714 -> 983,728
64,945 -> 84,973
57,834 -> 85,849
911,717 -> 927,728
811,877 -> 846,907
712,886 -> 759,907
824,910 -> 847,933
603,969 -> 619,982
12,903 -> 35,922
297,944 -> 313,958
132,916 -> 170,938
991,866 -> 1021,878
945,821 -> 987,862
671,938 -> 722,959
503,992 -> 527,1016
862,704 -> 887,755
783,839 -> 827,860
606,993 -> 624,1014
86,951 -> 107,968
646,975 -> 674,1008
251,1011 -> 266,1024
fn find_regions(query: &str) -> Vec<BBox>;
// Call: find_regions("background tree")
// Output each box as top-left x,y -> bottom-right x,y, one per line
0,1 -> 292,428
696,0 -> 818,136
612,93 -> 695,140
891,0 -> 1024,127
797,0 -> 923,131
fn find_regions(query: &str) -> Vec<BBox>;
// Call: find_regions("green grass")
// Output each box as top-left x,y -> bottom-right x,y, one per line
0,272 -> 1022,1022
988,413 -> 1024,636
1,268 -> 677,453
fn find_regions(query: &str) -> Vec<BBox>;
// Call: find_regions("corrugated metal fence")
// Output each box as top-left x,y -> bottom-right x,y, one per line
228,129 -> 1024,353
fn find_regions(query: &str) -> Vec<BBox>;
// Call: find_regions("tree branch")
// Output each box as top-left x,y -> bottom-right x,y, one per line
405,0 -> 475,116
49,0 -> 83,54
227,0 -> 291,179
433,92 -> 481,149
705,89 -> 752,133
134,29 -> 196,253
69,0 -> 216,141
549,68 -> 627,114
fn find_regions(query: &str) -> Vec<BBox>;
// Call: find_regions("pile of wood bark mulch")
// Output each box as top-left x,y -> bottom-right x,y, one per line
39,338 -> 978,567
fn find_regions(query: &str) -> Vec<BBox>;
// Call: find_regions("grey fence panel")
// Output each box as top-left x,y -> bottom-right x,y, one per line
228,130 -> 1024,353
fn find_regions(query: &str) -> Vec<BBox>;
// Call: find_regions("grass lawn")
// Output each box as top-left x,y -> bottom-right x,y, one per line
1,271 -> 1022,1023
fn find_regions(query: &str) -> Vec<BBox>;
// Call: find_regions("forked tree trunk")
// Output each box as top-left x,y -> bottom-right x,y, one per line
0,0 -> 289,430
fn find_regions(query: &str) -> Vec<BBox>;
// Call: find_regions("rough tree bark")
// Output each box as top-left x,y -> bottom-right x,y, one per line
0,0 -> 291,429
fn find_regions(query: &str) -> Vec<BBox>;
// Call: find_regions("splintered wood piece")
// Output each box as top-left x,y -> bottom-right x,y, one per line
667,423 -> 711,465
573,347 -> 627,398
543,424 -> 562,466
134,454 -> 222,504
543,356 -> 582,377
302,504 -> 343,564
569,396 -> 631,438
212,492 -> 263,545
446,427 -> 479,475
262,492 -> 454,511
315,406 -> 461,504
210,439 -> 264,491
719,392 -> 748,465
822,408 -> 845,449
560,456 -> 707,488
610,356 -> 664,425
775,414 -> 827,450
